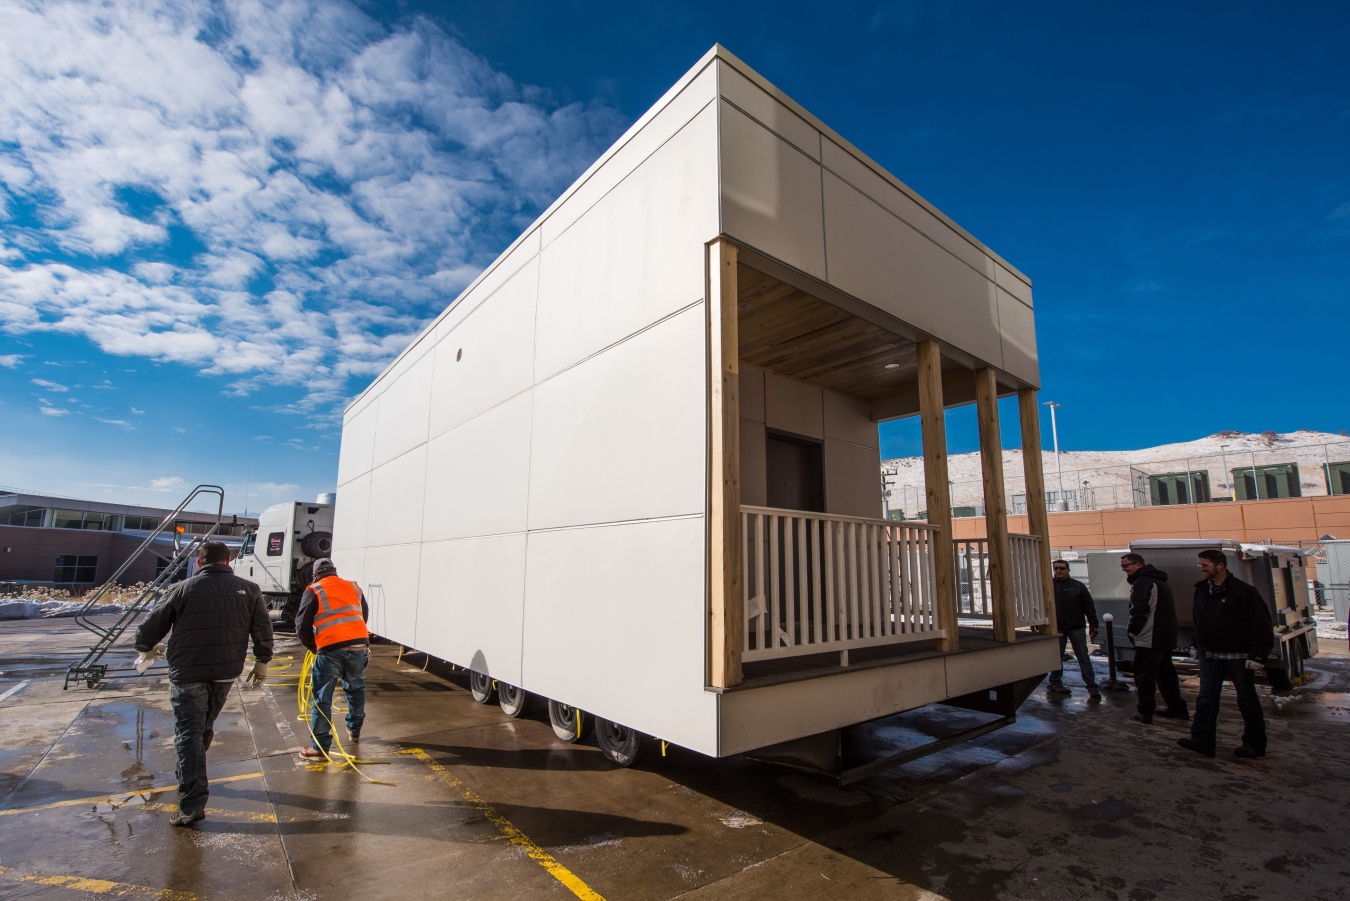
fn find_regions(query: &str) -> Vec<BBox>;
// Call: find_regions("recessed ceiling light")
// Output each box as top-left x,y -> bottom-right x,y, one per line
885,363 -> 900,369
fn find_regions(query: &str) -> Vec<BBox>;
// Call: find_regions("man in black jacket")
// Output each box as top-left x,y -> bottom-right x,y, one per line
1047,559 -> 1100,700
1123,553 -> 1189,724
135,540 -> 273,826
1178,549 -> 1274,759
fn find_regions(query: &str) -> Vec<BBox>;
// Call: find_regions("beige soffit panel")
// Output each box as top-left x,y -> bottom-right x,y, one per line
821,138 -> 993,280
995,263 -> 1033,307
824,438 -> 883,519
711,45 -> 1029,285
997,288 -> 1039,387
718,60 -> 820,160
720,101 -> 827,280
347,49 -> 725,415
823,390 -> 878,448
740,364 -> 766,423
822,170 -> 1004,369
739,419 -> 768,507
763,370 -> 823,439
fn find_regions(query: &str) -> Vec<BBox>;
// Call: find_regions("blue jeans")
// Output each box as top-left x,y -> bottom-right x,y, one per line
170,681 -> 232,814
309,648 -> 367,751
1051,628 -> 1096,687
1193,655 -> 1266,753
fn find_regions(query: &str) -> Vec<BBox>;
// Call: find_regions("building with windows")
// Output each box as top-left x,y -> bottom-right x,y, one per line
0,491 -> 255,589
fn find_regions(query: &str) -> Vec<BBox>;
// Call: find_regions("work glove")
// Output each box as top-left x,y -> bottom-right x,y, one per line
134,643 -> 167,674
1245,658 -> 1265,671
245,660 -> 268,689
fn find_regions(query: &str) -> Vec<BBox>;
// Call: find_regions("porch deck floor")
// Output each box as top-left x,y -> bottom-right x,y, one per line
731,626 -> 1055,692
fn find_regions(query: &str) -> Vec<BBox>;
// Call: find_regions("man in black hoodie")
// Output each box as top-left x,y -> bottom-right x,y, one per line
135,540 -> 273,826
1178,549 -> 1273,759
1123,553 -> 1188,724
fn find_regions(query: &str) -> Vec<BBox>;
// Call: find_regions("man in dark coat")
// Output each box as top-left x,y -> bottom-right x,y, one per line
1123,553 -> 1189,723
1178,549 -> 1274,759
135,540 -> 273,826
1047,559 -> 1100,700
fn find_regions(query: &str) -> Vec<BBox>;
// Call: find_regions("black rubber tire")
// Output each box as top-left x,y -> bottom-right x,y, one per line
498,683 -> 531,718
595,718 -> 648,767
469,671 -> 497,705
548,700 -> 593,743
1266,664 -> 1293,692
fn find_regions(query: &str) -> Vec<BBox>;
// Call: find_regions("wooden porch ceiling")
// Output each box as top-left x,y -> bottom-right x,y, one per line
737,264 -> 967,405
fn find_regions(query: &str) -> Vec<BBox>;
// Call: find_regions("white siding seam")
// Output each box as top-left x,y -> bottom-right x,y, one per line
823,165 -> 1000,290
428,252 -> 541,349
540,96 -> 716,252
421,531 -> 528,545
528,512 -> 703,536
714,61 -> 723,236
719,96 -> 819,163
819,129 -> 828,283
532,297 -> 705,388
520,231 -> 544,687
427,382 -> 533,445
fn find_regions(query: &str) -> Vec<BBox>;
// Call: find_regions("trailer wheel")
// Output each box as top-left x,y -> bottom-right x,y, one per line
499,683 -> 531,718
548,700 -> 592,743
469,671 -> 497,704
595,718 -> 648,767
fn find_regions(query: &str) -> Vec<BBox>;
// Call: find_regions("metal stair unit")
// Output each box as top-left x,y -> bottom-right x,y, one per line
64,485 -> 225,690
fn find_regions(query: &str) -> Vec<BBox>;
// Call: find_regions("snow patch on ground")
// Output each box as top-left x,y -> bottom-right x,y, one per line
1314,610 -> 1347,639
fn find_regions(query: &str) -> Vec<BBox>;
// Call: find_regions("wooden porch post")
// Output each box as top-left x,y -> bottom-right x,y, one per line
708,237 -> 742,688
975,368 -> 1016,643
1019,389 -> 1057,635
917,340 -> 958,652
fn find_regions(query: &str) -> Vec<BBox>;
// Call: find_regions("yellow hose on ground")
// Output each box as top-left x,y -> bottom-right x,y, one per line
297,649 -> 394,785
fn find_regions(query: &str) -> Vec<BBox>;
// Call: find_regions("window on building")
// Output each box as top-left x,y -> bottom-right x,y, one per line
1325,462 -> 1350,496
81,512 -> 105,531
54,509 -> 86,529
1232,463 -> 1301,500
54,555 -> 98,583
1149,471 -> 1211,506
5,507 -> 45,527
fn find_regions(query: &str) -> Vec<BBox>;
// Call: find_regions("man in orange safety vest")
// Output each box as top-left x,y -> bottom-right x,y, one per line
295,558 -> 370,760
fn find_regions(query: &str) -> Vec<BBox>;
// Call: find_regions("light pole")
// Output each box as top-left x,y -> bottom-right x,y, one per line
1043,401 -> 1065,510
1219,444 -> 1233,501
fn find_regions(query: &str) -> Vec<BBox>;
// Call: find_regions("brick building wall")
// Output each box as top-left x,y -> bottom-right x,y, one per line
0,525 -> 159,587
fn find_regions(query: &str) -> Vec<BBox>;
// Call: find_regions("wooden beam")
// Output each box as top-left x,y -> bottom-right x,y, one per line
1019,389 -> 1057,635
917,340 -> 958,652
708,238 -> 743,688
976,368 -> 1015,642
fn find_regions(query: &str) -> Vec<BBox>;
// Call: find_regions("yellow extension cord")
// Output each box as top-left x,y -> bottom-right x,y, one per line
295,649 -> 395,785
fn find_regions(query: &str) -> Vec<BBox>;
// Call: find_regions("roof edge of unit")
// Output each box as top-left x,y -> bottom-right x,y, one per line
344,47 -> 723,415
709,44 -> 1031,288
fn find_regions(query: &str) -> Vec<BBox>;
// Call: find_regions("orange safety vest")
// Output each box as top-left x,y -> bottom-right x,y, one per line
309,576 -> 368,649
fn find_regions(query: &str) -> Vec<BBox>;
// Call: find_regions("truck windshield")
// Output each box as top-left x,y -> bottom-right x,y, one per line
241,533 -> 255,556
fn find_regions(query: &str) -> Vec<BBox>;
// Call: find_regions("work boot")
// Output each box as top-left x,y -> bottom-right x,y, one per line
1047,683 -> 1071,696
1132,712 -> 1152,724
298,747 -> 327,761
1155,709 -> 1190,721
170,809 -> 205,828
1234,745 -> 1266,759
348,730 -> 360,743
1177,738 -> 1215,757
1088,687 -> 1102,701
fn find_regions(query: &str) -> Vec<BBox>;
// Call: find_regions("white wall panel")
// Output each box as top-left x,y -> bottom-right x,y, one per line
824,439 -> 883,519
434,230 -> 541,346
823,391 -> 877,448
542,64 -> 716,248
337,402 -> 378,487
821,138 -> 994,280
521,517 -> 716,755
997,289 -> 1039,386
763,371 -> 823,439
823,171 -> 1004,369
331,471 -> 370,552
739,365 -> 765,422
534,105 -> 718,382
720,102 -> 826,280
363,543 -> 420,647
331,546 -> 364,598
740,419 -> 767,507
718,61 -> 819,160
366,444 -> 426,548
428,257 -> 538,440
416,534 -> 526,685
372,352 -> 433,469
422,393 -> 532,542
529,306 -> 706,531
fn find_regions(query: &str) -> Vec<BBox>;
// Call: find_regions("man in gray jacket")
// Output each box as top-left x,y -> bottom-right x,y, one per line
135,540 -> 273,826
1123,553 -> 1189,724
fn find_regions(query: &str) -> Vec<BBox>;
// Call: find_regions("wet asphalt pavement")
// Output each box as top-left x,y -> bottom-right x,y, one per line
1,615 -> 1347,901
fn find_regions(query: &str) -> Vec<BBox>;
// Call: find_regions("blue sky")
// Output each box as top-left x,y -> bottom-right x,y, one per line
1,0 -> 1347,513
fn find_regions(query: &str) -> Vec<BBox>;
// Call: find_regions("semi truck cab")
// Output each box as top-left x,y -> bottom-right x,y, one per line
233,498 -> 335,627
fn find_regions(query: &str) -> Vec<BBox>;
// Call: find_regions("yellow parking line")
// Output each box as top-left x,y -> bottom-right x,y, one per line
0,864 -> 197,899
0,772 -> 263,816
403,748 -> 607,901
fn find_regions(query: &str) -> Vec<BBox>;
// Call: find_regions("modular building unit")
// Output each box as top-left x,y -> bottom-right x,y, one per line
333,46 -> 1060,766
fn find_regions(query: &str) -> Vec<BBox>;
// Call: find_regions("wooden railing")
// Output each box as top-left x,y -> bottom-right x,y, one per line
953,535 -> 1049,628
741,506 -> 944,664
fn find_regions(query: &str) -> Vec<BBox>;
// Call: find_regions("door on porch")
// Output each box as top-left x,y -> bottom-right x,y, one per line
765,431 -> 824,513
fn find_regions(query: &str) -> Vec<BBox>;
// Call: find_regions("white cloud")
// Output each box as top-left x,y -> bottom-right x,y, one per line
31,378 -> 68,391
149,476 -> 188,491
94,417 -> 135,429
39,405 -> 70,416
0,354 -> 25,368
0,0 -> 626,415
130,407 -> 145,414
